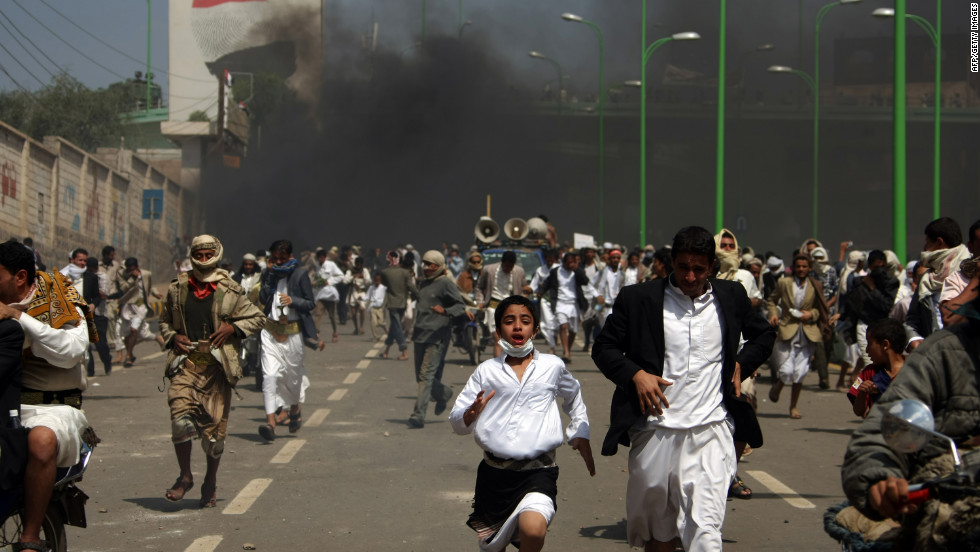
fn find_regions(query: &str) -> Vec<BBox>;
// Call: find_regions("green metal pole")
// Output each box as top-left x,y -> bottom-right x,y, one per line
640,0 -> 647,247
894,0 -> 907,261
715,0 -> 726,233
595,24 -> 605,243
146,0 -> 151,110
933,1 -> 941,219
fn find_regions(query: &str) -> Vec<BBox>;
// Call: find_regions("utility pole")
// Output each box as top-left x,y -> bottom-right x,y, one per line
146,0 -> 152,110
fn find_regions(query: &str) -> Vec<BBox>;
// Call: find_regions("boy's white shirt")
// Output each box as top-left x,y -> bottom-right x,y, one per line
449,350 -> 590,460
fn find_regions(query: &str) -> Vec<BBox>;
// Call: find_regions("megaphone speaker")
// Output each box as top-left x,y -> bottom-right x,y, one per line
503,218 -> 529,241
474,217 -> 500,244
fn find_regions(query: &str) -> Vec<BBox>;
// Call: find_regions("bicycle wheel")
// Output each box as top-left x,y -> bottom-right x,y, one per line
0,505 -> 68,552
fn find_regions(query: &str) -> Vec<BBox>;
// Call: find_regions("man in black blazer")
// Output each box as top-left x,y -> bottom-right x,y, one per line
592,226 -> 774,552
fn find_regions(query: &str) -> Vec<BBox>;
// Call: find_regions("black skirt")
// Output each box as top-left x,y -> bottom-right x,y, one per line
467,460 -> 558,535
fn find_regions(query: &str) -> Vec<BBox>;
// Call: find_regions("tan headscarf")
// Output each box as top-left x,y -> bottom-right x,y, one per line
713,228 -> 740,280
190,234 -> 229,283
422,250 -> 447,280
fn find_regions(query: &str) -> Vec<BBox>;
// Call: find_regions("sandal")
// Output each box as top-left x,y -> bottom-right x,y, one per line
790,408 -> 803,419
728,475 -> 752,499
12,542 -> 51,552
200,482 -> 217,508
258,423 -> 276,441
288,410 -> 303,433
165,477 -> 194,502
274,407 -> 289,425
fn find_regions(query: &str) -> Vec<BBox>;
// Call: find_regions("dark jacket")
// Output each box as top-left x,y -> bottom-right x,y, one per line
259,267 -> 319,349
540,267 -> 590,313
82,271 -> 104,315
846,268 -> 900,325
842,319 -> 980,518
0,319 -> 25,427
592,277 -> 776,456
380,266 -> 418,310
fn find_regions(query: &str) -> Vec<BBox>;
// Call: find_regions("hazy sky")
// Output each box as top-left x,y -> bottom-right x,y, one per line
1,0 -> 973,104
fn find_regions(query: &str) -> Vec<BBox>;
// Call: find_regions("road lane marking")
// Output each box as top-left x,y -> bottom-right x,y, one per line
143,351 -> 165,361
184,535 -> 222,552
270,439 -> 306,464
355,360 -> 371,369
344,372 -> 361,384
184,535 -> 223,552
745,470 -> 816,509
222,478 -> 272,515
306,408 -> 330,427
328,389 -> 348,401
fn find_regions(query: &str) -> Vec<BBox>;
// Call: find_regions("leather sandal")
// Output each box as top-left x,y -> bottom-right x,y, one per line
165,477 -> 194,502
200,482 -> 217,508
729,475 -> 752,499
288,409 -> 303,433
258,423 -> 276,441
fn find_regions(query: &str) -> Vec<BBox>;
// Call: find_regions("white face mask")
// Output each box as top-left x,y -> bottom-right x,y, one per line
498,338 -> 534,359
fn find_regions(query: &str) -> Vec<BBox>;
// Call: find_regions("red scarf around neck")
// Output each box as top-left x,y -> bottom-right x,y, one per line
188,275 -> 218,299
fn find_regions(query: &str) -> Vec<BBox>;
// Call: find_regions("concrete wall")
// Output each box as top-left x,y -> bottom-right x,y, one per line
0,119 -> 200,277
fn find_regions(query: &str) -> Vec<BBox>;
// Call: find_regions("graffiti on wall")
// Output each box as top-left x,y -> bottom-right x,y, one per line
110,190 -> 126,248
1,161 -> 16,206
84,174 -> 101,234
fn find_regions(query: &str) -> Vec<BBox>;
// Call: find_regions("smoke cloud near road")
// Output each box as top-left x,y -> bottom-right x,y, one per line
202,0 -> 977,259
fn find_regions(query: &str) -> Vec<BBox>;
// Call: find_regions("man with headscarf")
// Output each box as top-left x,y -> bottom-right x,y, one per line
408,251 -> 471,428
808,246 -> 839,389
158,235 -> 266,508
233,253 -> 263,387
114,256 -> 165,366
714,229 -> 764,309
456,250 -> 484,302
907,217 -> 972,347
257,239 -> 323,442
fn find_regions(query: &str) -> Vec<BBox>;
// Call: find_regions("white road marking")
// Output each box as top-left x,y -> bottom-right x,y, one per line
328,389 -> 348,401
270,439 -> 306,464
306,408 -> 330,427
744,470 -> 816,509
355,359 -> 371,369
344,372 -> 361,384
222,478 -> 273,515
183,535 -> 223,552
143,351 -> 166,361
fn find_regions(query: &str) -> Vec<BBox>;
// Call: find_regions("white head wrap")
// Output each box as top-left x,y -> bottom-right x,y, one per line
190,234 -> 228,283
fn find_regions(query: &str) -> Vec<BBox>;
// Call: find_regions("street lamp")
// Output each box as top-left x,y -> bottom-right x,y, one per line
873,5 -> 942,219
638,26 -> 700,246
715,0 -> 726,233
562,12 -> 606,241
768,64 -> 819,238
807,0 -> 862,237
529,51 -> 564,115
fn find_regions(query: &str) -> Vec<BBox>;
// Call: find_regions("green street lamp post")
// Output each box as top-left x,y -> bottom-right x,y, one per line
146,0 -> 152,110
639,32 -> 700,246
562,12 -> 606,242
715,0 -> 726,233
894,0 -> 908,261
529,51 -> 564,115
874,5 -> 942,219
808,0 -> 862,237
768,65 -> 819,233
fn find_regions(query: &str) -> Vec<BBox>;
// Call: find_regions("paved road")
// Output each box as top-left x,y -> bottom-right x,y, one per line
66,328 -> 861,551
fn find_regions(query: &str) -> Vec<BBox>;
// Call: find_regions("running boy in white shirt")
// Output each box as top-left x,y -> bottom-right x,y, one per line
450,295 -> 595,552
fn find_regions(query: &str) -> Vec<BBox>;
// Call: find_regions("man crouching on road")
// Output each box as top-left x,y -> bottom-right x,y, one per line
159,235 -> 266,508
592,226 -> 774,552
